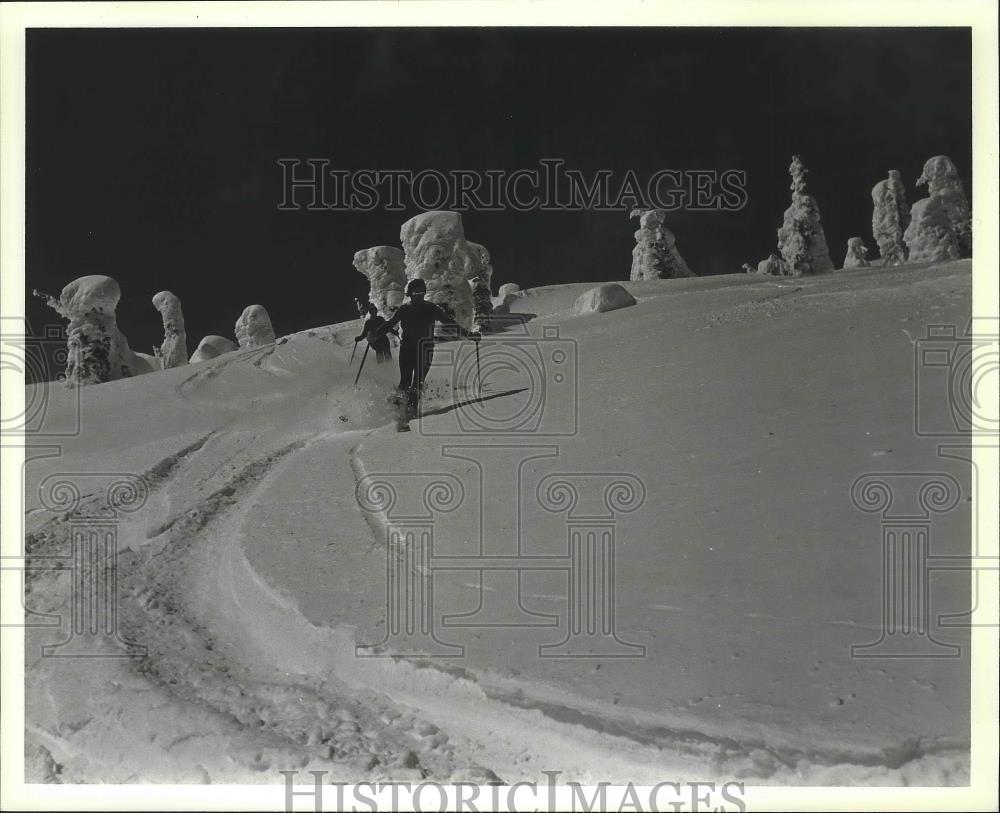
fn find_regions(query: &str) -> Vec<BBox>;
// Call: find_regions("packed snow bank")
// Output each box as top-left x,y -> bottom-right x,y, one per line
574,282 -> 637,314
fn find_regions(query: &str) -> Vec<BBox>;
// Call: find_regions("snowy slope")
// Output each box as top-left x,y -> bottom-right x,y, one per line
23,260 -> 972,784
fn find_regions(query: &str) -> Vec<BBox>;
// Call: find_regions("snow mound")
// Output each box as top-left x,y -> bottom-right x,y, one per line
842,237 -> 871,269
492,282 -> 521,312
574,282 -> 637,314
191,335 -> 239,363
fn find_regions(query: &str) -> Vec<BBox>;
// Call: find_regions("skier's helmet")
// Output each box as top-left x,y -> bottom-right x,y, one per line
406,278 -> 427,297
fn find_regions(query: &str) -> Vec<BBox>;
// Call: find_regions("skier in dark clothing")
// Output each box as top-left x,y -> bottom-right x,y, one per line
354,303 -> 395,363
372,278 -> 480,419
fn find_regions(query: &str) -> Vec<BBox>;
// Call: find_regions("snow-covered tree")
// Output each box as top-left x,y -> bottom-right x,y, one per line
152,290 -> 188,368
235,304 -> 276,348
464,241 -> 494,330
399,211 -> 476,330
629,209 -> 695,280
903,155 -> 972,263
842,237 -> 871,269
776,155 -> 835,276
871,170 -> 910,267
35,275 -> 155,385
353,246 -> 406,318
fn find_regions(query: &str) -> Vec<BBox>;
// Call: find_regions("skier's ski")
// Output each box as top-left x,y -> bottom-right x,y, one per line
389,386 -> 421,432
389,391 -> 410,432
406,386 -> 420,423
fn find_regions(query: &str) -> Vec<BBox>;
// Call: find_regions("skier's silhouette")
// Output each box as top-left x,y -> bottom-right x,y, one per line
373,278 -> 480,393
354,303 -> 395,363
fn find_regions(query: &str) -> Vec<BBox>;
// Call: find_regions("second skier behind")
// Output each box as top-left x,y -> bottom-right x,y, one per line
354,303 -> 395,363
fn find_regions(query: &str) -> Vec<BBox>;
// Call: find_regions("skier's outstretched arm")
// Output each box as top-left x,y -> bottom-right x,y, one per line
432,305 -> 480,340
371,307 -> 403,339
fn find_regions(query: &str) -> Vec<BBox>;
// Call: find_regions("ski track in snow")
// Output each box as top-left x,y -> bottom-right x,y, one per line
26,428 -> 473,783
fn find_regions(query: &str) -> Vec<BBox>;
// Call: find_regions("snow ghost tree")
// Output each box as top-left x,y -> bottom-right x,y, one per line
741,263 -> 755,274
152,290 -> 188,368
190,335 -> 238,363
629,209 -> 695,280
903,156 -> 972,263
871,170 -> 910,267
353,246 -> 406,318
35,275 -> 154,385
399,210 -> 475,330
756,253 -> 790,276
776,155 -> 835,276
235,304 -> 276,348
843,237 -> 871,269
464,241 -> 494,329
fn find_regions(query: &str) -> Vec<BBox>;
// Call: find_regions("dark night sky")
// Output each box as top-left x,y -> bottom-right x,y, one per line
25,27 -> 971,359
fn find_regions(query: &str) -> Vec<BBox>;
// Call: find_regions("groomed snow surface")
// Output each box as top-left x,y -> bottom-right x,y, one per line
24,261 -> 971,785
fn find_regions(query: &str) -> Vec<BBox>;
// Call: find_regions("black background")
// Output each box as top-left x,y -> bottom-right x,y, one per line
25,27 -> 971,369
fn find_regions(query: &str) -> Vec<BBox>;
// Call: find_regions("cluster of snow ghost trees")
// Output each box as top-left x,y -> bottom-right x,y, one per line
753,154 -> 971,276
36,276 -> 277,386
864,156 -> 970,267
353,211 -> 503,333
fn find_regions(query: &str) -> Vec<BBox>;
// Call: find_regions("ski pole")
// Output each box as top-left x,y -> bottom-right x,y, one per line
474,338 -> 482,396
350,341 -> 358,365
354,343 -> 370,386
